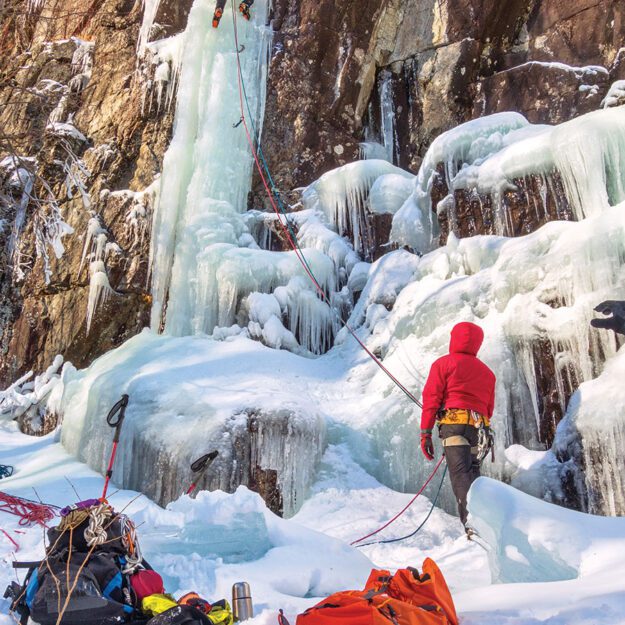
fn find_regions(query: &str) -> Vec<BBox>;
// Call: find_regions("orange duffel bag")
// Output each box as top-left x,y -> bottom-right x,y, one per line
296,559 -> 458,625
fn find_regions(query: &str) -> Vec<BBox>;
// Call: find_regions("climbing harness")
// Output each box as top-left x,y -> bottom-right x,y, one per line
350,456 -> 445,546
186,450 -> 219,496
101,394 -> 129,501
0,491 -> 58,527
230,3 -> 423,410
437,409 -> 494,463
354,463 -> 448,548
0,464 -> 14,479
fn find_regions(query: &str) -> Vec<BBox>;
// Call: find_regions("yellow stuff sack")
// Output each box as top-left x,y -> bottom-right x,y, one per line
141,593 -> 178,616
207,599 -> 234,625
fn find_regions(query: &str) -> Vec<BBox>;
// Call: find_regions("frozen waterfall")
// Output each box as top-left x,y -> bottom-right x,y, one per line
149,0 -> 271,335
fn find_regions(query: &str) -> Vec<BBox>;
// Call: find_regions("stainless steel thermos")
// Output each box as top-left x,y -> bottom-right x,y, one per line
232,582 -> 253,621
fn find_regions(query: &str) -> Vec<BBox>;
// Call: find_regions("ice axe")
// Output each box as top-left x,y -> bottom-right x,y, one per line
186,450 -> 219,497
101,394 -> 129,501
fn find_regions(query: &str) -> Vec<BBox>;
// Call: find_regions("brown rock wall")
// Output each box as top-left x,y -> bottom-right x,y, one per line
0,0 -> 190,386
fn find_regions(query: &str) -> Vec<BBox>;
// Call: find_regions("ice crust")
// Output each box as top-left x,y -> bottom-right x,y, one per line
467,477 -> 625,584
302,160 -> 414,257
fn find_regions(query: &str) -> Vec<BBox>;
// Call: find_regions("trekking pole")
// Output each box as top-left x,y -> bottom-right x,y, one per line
186,450 -> 219,497
101,394 -> 129,502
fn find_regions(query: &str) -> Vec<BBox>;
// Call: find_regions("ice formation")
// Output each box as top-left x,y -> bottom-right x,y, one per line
0,355 -> 64,423
149,0 -> 273,335
467,477 -> 625,585
392,107 -> 625,248
391,112 -> 529,250
302,160 -> 413,258
0,156 -> 35,264
59,331 -> 327,515
602,80 -> 625,108
552,347 -> 625,516
138,0 -> 164,56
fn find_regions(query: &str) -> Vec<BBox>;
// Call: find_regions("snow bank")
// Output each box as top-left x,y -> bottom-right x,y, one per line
468,477 -> 625,584
138,486 -> 372,605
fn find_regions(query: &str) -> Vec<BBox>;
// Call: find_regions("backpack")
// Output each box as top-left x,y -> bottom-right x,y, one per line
296,559 -> 458,625
6,501 -> 144,625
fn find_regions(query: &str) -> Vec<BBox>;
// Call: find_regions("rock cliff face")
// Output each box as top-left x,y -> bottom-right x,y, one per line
1,0 -> 622,465
0,0 -> 183,386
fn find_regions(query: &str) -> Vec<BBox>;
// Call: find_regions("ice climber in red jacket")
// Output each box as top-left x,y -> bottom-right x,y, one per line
420,321 -> 496,531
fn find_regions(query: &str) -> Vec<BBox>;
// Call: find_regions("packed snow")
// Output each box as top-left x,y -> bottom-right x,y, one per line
2,419 -> 625,625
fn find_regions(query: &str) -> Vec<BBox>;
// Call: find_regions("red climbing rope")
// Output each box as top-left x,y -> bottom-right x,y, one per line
0,492 -> 58,527
1,528 -> 19,551
350,455 -> 445,545
230,4 -> 423,409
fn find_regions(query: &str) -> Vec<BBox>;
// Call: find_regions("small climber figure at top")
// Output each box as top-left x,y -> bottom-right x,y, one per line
213,0 -> 254,28
419,322 -> 496,536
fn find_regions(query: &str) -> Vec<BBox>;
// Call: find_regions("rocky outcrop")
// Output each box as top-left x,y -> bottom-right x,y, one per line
262,0 -> 624,194
0,0 -> 188,387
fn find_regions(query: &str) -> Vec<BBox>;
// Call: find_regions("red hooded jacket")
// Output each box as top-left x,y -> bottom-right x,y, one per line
420,322 -> 496,431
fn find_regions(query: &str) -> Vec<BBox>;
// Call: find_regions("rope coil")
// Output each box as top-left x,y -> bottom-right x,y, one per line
0,492 -> 58,527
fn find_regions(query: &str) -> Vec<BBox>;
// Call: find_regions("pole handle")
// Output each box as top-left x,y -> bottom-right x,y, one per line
191,450 -> 219,473
107,394 -> 129,443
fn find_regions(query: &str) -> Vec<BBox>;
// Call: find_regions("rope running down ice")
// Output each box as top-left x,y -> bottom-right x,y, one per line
349,456 -> 445,546
230,2 -> 423,409
354,462 -> 448,547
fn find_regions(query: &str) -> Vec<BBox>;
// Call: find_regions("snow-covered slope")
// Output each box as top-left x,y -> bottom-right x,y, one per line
2,423 -> 625,625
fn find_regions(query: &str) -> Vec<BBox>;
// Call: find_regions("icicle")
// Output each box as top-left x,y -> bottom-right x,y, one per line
137,0 -> 164,57
86,261 -> 114,334
302,160 -> 413,256
378,70 -> 395,163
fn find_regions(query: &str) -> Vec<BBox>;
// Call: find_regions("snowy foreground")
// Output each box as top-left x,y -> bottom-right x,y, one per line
1,424 -> 625,625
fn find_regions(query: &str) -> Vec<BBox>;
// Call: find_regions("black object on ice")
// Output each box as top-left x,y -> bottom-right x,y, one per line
590,300 -> 625,336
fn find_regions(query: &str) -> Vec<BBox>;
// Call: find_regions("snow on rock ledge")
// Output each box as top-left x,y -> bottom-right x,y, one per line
58,331 -> 326,516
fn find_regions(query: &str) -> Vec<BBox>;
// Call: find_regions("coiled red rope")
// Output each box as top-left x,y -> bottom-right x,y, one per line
0,492 -> 58,527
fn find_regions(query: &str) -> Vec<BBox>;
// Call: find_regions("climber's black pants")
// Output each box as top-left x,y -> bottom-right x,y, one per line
440,424 -> 480,526
215,0 -> 254,10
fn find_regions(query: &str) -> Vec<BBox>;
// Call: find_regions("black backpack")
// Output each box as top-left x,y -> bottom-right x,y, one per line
5,504 -> 142,625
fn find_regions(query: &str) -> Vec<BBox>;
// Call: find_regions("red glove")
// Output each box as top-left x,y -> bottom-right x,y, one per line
420,430 -> 434,461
